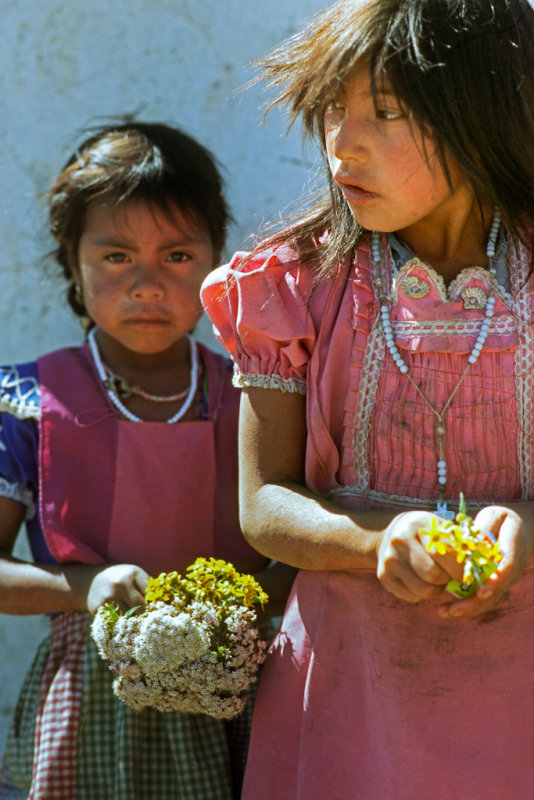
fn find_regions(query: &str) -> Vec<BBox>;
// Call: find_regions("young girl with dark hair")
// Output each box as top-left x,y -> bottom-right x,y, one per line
201,1 -> 534,797
0,122 -> 289,800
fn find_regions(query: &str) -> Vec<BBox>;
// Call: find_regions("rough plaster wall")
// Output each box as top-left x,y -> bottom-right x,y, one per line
0,0 -> 327,752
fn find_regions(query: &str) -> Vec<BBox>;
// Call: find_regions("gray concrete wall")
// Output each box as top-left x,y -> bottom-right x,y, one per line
0,0 -> 327,751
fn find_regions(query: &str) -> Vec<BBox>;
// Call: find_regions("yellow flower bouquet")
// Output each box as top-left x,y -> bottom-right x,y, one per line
91,557 -> 268,718
420,496 -> 504,599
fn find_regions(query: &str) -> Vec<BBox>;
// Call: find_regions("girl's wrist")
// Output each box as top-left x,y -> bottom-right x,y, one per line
63,564 -> 107,612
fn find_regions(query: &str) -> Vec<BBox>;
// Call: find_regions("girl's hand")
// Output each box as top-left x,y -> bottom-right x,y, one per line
439,505 -> 534,619
85,564 -> 149,615
377,511 -> 464,603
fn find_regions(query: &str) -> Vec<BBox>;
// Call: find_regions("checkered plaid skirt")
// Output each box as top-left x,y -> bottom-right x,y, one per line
0,612 -> 252,800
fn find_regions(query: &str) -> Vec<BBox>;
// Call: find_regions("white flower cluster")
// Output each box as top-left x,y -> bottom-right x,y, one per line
91,600 -> 267,718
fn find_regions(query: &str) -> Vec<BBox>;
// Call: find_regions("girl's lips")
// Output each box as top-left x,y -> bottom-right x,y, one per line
124,317 -> 171,326
336,179 -> 380,204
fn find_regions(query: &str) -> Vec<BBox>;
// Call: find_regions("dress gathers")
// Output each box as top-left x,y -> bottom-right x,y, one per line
201,232 -> 534,800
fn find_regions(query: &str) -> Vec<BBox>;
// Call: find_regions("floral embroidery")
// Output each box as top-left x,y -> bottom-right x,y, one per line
0,366 -> 40,420
400,274 -> 430,299
460,286 -> 488,309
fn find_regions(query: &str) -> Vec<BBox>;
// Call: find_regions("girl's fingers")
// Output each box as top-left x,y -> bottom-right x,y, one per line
389,534 -> 451,584
438,569 -> 505,618
88,564 -> 149,614
440,507 -> 533,619
378,513 -> 455,602
379,539 -> 449,601
382,569 -> 445,603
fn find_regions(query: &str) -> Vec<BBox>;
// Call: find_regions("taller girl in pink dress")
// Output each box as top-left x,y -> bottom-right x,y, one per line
201,1 -> 534,798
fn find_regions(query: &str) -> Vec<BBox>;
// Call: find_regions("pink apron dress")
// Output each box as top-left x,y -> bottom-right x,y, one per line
8,343 -> 266,800
202,236 -> 534,800
38,342 -> 263,574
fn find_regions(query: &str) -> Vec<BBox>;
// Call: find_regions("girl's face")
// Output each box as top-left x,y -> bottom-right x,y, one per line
73,197 -> 214,359
324,63 -> 473,246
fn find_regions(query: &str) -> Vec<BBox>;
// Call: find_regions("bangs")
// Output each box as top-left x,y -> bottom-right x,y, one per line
256,1 -> 382,136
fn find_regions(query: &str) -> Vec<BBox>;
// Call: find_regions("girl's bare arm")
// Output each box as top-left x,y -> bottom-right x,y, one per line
0,495 -> 147,615
239,387 -> 534,616
239,387 -> 447,588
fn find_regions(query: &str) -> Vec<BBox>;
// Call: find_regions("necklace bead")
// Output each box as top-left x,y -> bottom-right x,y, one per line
372,209 -> 501,517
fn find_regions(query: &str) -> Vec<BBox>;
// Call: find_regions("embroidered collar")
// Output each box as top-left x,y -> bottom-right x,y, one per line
386,232 -> 513,308
387,231 -> 510,291
0,365 -> 40,420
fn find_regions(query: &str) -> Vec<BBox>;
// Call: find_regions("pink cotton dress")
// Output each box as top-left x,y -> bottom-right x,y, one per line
201,232 -> 534,800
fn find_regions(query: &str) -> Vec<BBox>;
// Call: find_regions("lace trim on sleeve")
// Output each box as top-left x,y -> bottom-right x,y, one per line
0,366 -> 40,420
0,477 -> 35,519
232,370 -> 307,395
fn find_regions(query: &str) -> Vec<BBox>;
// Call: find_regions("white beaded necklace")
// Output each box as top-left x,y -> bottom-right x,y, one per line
372,209 -> 501,519
87,328 -> 199,424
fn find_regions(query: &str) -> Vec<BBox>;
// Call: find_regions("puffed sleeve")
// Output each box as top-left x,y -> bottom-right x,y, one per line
0,363 -> 40,518
201,246 -> 318,394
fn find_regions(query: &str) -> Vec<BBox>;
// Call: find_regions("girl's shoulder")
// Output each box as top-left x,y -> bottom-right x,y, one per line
202,236 -> 348,314
0,361 -> 40,420
212,240 -> 315,284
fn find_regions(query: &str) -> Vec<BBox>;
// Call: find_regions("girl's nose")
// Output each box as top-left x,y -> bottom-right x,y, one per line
130,263 -> 165,300
333,116 -> 370,165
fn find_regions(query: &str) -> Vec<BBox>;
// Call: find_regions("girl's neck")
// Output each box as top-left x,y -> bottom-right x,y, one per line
88,329 -> 200,423
92,329 -> 192,394
395,204 -> 494,283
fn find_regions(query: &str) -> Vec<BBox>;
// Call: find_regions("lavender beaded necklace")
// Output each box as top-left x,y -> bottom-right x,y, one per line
371,210 -> 501,519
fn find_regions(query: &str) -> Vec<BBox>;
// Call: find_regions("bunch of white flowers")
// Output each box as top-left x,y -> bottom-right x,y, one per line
91,558 -> 268,719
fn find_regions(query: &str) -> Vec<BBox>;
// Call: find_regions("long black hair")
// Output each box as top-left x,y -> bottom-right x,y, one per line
254,0 -> 534,276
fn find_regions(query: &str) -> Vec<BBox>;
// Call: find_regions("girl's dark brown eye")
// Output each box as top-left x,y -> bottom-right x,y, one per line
105,252 -> 128,263
376,108 -> 404,121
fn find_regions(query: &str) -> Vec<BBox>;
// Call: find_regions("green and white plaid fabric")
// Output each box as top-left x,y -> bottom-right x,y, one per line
1,614 -> 254,800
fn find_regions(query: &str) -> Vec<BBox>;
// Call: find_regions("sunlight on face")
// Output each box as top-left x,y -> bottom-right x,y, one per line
74,197 -> 214,359
324,62 -> 473,248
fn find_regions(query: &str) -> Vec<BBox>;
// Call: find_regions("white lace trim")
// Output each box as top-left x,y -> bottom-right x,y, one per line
329,485 -> 488,512
351,318 -> 384,491
510,235 -> 534,499
232,370 -> 307,395
0,366 -> 40,420
0,477 -> 35,519
393,314 -> 515,340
